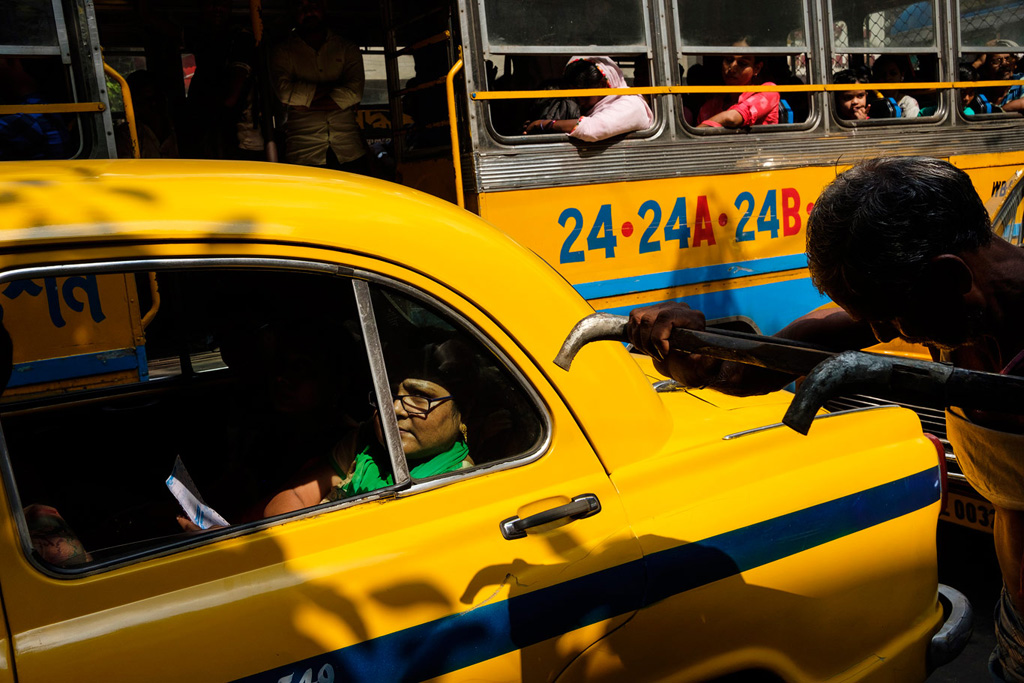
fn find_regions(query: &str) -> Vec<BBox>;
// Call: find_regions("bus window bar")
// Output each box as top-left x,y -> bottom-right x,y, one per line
676,46 -> 810,55
395,30 -> 451,58
832,47 -> 941,55
469,81 -> 1024,100
0,102 -> 105,114
485,45 -> 652,56
103,62 -> 140,159
447,49 -> 465,209
0,45 -> 62,56
396,76 -> 447,97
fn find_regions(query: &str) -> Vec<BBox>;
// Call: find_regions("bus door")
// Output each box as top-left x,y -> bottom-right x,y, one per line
381,0 -> 465,204
1,0 -> 116,159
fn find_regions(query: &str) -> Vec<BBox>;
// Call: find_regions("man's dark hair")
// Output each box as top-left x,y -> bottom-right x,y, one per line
806,156 -> 992,305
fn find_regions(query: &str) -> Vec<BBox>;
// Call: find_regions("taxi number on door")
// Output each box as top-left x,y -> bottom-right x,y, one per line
940,491 -> 995,534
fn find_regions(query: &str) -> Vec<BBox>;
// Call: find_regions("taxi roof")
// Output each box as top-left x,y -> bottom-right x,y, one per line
0,159 -> 673,467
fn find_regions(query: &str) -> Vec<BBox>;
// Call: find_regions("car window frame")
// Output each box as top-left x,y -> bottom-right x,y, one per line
0,255 -> 553,578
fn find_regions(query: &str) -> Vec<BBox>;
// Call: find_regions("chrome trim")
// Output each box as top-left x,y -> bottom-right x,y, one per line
722,404 -> 901,440
353,280 -> 411,487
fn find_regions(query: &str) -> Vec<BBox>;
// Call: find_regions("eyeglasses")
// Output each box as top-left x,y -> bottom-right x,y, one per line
368,390 -> 453,416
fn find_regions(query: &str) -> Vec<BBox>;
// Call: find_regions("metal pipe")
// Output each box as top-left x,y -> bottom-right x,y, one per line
103,62 -> 139,159
446,48 -> 465,208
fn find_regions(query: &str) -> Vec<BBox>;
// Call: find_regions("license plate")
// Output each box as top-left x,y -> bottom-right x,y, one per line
940,491 -> 995,533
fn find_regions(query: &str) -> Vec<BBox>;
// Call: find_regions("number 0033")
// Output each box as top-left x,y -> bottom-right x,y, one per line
940,491 -> 995,533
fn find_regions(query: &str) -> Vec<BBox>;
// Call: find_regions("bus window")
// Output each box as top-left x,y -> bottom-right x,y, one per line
828,0 -> 941,122
675,0 -> 814,130
475,0 -> 658,143
957,1 -> 1024,118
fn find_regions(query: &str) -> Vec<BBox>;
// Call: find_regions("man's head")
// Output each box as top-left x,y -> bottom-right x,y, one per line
806,157 -> 993,349
292,0 -> 326,30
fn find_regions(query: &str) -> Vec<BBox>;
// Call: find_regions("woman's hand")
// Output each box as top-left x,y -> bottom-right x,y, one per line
523,119 -> 570,134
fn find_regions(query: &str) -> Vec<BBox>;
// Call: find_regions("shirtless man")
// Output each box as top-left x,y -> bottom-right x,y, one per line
627,156 -> 1024,681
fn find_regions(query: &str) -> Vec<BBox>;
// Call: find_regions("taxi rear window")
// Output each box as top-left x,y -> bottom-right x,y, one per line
0,264 -> 546,572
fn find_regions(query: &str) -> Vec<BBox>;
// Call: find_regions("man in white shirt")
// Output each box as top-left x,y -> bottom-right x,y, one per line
270,0 -> 368,173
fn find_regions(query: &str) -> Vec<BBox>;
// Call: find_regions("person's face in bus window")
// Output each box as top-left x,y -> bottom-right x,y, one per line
295,0 -> 326,29
878,61 -> 903,83
721,53 -> 760,87
986,54 -> 1015,79
961,87 -> 976,110
837,88 -> 869,120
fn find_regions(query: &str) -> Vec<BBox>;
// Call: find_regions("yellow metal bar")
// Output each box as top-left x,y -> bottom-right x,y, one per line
471,79 -> 1024,100
103,62 -> 140,159
446,49 -> 465,209
250,0 -> 264,46
141,272 -> 161,331
396,30 -> 451,57
0,102 -> 105,114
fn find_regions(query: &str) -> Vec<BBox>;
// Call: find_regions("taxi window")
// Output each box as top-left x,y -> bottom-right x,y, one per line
675,0 -> 814,129
0,265 -> 546,572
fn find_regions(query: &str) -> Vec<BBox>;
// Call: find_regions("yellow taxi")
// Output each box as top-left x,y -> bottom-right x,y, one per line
0,160 -> 967,682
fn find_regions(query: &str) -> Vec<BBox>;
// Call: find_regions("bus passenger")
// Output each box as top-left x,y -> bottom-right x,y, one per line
0,57 -> 69,161
973,40 -> 1022,113
270,0 -> 369,173
262,338 -> 477,517
872,55 -> 920,117
833,68 -> 871,120
522,56 -> 653,141
697,38 -> 778,128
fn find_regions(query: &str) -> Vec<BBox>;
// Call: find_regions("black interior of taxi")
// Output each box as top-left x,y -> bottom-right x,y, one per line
0,267 -> 544,569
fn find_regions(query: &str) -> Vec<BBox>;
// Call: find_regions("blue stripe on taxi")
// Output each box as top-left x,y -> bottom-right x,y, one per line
235,466 -> 939,683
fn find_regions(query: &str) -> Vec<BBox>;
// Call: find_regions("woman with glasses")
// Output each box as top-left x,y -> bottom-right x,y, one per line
262,338 -> 477,517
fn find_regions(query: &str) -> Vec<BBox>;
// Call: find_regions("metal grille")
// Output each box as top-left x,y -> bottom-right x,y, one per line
960,0 -> 1024,47
867,2 -> 935,48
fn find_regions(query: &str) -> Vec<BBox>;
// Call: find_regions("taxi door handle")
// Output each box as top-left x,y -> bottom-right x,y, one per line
500,494 -> 601,540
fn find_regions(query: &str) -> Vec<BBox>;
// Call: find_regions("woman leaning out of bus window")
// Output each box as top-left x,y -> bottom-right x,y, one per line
697,37 -> 778,128
522,56 -> 653,141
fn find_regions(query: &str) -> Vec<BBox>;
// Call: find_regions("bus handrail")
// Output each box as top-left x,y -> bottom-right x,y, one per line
396,30 -> 450,57
0,102 -> 105,114
141,272 -> 161,331
103,62 -> 140,159
470,80 -> 1024,100
446,48 -> 464,209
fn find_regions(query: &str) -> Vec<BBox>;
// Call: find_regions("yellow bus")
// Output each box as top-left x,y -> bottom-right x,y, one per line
10,0 -> 1023,335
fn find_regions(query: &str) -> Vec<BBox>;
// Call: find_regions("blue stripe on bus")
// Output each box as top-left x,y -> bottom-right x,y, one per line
234,467 -> 938,683
598,276 -> 832,336
574,253 -> 809,300
7,348 -> 141,387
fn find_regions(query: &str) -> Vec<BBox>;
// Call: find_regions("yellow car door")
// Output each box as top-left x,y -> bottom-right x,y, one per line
0,256 -> 645,683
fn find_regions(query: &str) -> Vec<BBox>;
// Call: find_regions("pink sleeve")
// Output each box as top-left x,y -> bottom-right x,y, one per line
728,91 -> 780,125
570,96 -> 653,142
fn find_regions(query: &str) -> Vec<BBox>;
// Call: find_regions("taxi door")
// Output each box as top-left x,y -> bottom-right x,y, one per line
0,255 -> 645,683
